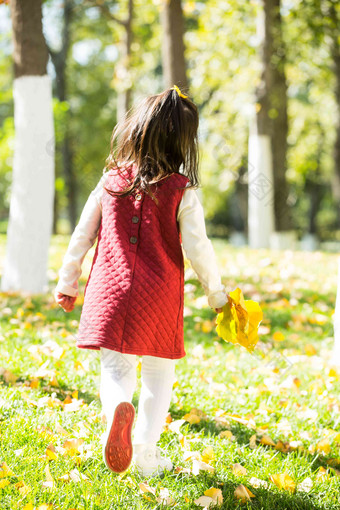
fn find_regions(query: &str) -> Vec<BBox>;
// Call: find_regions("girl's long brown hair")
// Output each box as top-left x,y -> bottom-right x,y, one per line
103,87 -> 200,198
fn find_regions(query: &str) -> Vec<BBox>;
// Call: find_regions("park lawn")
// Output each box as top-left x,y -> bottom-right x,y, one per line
0,235 -> 340,509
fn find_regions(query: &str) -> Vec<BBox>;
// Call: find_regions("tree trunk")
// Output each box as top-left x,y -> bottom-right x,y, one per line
47,0 -> 76,233
117,0 -> 133,123
161,0 -> 188,91
330,12 -> 340,228
250,0 -> 291,249
1,0 -> 55,294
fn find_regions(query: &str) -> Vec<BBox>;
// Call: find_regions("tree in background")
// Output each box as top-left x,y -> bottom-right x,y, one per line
46,0 -> 76,232
161,0 -> 188,91
249,0 -> 292,249
88,0 -> 134,123
1,0 -> 55,294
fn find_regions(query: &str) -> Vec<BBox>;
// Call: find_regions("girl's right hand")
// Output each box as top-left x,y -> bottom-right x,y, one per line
55,291 -> 77,312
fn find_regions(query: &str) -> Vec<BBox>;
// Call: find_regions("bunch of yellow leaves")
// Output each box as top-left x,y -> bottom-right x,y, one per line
216,288 -> 263,352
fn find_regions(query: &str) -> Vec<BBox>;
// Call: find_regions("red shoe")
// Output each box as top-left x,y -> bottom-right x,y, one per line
103,401 -> 135,473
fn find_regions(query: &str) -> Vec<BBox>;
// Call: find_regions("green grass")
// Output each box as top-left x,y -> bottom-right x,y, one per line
1,236 -> 340,509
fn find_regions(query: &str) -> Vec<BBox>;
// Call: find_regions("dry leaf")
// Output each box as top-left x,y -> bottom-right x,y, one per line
260,435 -> 276,447
201,446 -> 215,464
249,434 -> 257,449
183,412 -> 201,424
298,477 -> 313,493
316,438 -> 331,455
234,484 -> 255,503
249,477 -> 269,489
270,472 -> 295,493
46,444 -> 58,461
192,459 -> 215,475
219,430 -> 235,441
0,462 -> 15,478
231,463 -> 247,476
42,464 -> 54,489
156,487 -> 175,505
0,479 -> 10,489
22,503 -> 34,510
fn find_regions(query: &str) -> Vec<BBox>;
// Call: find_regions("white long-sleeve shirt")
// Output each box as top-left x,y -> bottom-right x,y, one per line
55,171 -> 227,309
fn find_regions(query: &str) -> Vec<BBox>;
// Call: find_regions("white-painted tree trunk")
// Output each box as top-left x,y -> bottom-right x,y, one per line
300,233 -> 320,252
1,75 -> 55,295
248,112 -> 275,249
332,255 -> 340,366
270,231 -> 298,250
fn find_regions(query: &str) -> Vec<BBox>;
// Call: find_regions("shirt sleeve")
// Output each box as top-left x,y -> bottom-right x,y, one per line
54,172 -> 109,298
177,187 -> 228,309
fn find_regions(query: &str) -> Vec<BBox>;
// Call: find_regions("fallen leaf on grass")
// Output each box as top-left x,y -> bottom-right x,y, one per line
62,438 -> 84,456
0,479 -> 10,489
219,430 -> 236,441
0,368 -> 18,384
234,484 -> 255,503
316,438 -> 331,455
260,435 -> 276,447
192,459 -> 215,475
249,477 -> 269,489
249,434 -> 257,449
193,495 -> 216,508
298,477 -> 313,493
15,480 -> 31,495
0,462 -> 15,477
275,440 -> 290,453
42,464 -> 55,489
231,463 -> 247,476
46,444 -> 58,461
183,412 -> 201,424
270,472 -> 295,493
201,446 -> 215,464
22,503 -> 34,510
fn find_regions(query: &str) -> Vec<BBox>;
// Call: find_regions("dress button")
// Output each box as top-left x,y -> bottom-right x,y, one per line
132,216 -> 139,223
130,236 -> 137,244
135,193 -> 142,201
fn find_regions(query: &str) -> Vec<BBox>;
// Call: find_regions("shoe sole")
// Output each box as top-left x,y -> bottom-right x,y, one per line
103,401 -> 135,473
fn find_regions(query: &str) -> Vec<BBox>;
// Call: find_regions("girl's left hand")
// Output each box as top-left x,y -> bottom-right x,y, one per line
55,291 -> 77,312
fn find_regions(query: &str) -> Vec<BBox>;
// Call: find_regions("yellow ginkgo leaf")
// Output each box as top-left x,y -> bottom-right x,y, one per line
183,412 -> 201,424
0,462 -> 15,478
204,487 -> 223,505
316,438 -> 331,455
219,430 -> 235,441
22,503 -> 34,510
270,472 -> 295,493
216,288 -> 263,352
260,435 -> 276,447
0,479 -> 10,489
234,484 -> 255,503
231,463 -> 247,476
201,446 -> 215,464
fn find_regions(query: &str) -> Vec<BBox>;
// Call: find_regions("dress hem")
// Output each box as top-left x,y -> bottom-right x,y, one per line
76,341 -> 186,360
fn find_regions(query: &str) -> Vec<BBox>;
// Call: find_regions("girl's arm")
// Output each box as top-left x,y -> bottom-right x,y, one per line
177,188 -> 228,310
54,172 -> 109,299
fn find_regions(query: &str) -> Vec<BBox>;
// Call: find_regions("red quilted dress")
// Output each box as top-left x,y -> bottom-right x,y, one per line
75,164 -> 189,359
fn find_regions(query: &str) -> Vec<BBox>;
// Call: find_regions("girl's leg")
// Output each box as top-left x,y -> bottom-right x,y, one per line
133,355 -> 176,446
100,347 -> 138,428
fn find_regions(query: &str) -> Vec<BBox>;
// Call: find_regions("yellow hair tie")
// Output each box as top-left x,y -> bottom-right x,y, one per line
171,84 -> 188,99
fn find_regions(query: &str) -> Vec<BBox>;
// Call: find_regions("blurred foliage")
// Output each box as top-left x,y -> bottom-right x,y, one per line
0,0 -> 338,239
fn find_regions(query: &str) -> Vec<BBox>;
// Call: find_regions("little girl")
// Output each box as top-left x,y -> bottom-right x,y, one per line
54,86 -> 228,478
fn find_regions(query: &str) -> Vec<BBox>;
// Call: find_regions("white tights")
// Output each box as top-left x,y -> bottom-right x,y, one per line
100,347 -> 176,447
